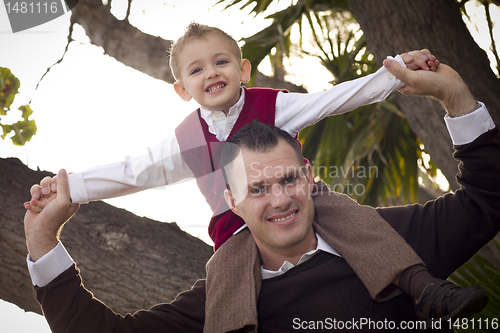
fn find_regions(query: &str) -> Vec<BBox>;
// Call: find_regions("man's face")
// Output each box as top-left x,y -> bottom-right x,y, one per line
173,33 -> 251,114
224,139 -> 316,257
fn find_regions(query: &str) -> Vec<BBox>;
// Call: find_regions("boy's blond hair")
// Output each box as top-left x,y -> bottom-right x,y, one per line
169,23 -> 242,81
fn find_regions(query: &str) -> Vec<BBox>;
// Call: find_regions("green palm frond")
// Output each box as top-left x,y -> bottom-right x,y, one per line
215,0 -> 439,206
216,0 -> 276,15
240,1 -> 307,82
448,240 -> 500,332
216,0 -> 349,17
300,97 -> 421,206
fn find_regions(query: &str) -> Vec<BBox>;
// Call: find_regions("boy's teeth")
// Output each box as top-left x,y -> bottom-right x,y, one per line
271,211 -> 296,222
207,84 -> 225,92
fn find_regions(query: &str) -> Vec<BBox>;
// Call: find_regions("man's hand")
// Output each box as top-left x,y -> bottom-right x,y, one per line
24,169 -> 79,261
383,59 -> 476,117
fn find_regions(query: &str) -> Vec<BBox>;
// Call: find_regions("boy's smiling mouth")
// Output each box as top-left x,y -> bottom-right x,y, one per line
206,82 -> 227,93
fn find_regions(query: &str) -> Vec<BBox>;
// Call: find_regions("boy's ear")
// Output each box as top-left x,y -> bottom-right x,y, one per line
240,59 -> 252,84
224,189 -> 242,217
173,82 -> 192,102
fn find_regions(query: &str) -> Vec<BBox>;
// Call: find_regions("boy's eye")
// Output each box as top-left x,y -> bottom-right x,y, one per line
284,176 -> 296,184
217,60 -> 228,66
190,68 -> 201,75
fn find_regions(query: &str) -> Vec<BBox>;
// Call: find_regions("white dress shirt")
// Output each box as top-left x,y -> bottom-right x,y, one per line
28,105 -> 496,287
67,56 -> 408,204
261,233 -> 341,280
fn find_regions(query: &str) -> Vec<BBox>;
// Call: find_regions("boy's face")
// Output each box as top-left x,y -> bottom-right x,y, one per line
173,33 -> 251,114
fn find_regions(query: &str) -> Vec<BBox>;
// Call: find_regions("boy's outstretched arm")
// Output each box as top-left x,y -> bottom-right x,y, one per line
276,48 -> 441,137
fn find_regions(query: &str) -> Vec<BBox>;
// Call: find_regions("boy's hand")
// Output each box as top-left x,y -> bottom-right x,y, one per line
383,60 -> 476,117
24,169 -> 79,261
25,174 -> 60,213
401,49 -> 440,72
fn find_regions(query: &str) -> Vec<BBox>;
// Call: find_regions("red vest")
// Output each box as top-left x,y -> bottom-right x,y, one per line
175,87 -> 286,250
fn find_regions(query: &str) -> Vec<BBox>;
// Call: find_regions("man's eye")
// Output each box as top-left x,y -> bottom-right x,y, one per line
250,187 -> 263,195
190,68 -> 201,75
217,60 -> 228,66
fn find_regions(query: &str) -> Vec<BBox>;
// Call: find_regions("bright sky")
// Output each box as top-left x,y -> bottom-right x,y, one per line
0,0 -> 498,332
0,1 -> 330,331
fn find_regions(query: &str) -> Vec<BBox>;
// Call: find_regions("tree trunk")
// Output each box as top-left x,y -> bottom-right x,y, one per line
69,0 -> 306,93
4,0 -> 500,316
348,0 -> 500,190
348,0 -> 500,269
0,157 -> 212,315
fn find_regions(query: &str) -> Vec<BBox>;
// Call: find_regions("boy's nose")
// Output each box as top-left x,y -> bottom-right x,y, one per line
206,67 -> 219,79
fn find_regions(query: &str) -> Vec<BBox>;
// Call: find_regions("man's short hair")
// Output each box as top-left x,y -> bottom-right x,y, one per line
220,121 -> 305,190
169,22 -> 242,81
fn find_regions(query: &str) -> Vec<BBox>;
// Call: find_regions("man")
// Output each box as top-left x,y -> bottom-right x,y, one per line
25,61 -> 499,332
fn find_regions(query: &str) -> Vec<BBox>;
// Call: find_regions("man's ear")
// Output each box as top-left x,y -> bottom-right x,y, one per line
304,162 -> 315,192
240,59 -> 252,84
224,189 -> 242,217
173,82 -> 192,102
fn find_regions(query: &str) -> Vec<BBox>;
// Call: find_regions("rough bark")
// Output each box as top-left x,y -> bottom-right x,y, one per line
4,0 -> 500,316
0,157 -> 212,315
348,0 -> 500,269
348,0 -> 500,190
69,0 -> 307,93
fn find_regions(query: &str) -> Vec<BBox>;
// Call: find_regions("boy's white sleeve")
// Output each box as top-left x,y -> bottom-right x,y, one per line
68,134 -> 195,204
275,55 -> 406,137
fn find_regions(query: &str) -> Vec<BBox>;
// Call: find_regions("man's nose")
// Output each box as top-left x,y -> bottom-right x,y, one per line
270,184 -> 291,208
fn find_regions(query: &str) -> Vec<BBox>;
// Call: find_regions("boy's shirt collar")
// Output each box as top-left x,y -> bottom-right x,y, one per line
199,88 -> 246,141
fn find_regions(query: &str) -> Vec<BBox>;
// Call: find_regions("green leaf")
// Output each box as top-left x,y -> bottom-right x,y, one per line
1,104 -> 37,146
0,67 -> 21,113
19,104 -> 33,120
1,124 -> 14,140
241,1 -> 306,77
450,246 -> 500,332
10,119 -> 37,146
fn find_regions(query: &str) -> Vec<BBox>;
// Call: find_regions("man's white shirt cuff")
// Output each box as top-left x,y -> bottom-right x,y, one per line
27,242 -> 74,287
444,102 -> 495,145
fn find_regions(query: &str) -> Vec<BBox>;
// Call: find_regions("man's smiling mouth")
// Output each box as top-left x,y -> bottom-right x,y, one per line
269,210 -> 297,222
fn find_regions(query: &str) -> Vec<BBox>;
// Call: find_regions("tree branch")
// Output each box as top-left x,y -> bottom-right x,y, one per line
29,19 -> 75,104
70,0 -> 306,92
0,157 -> 212,315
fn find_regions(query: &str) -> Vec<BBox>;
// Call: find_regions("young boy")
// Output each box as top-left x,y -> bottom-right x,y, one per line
26,23 -> 487,321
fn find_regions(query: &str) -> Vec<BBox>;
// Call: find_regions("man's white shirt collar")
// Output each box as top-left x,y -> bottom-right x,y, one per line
261,233 -> 341,280
234,225 -> 341,280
